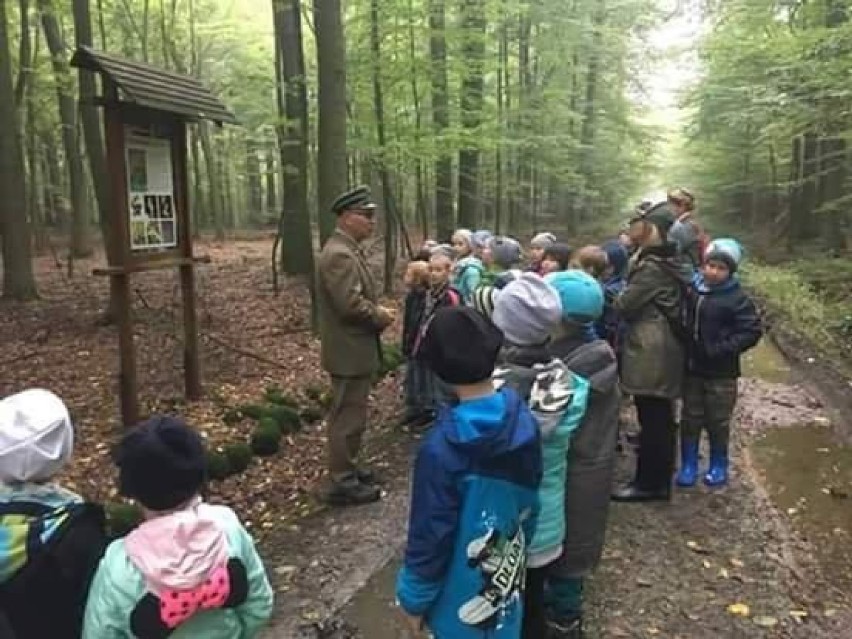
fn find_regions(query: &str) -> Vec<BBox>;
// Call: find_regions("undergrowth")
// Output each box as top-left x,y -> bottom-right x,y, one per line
743,262 -> 852,359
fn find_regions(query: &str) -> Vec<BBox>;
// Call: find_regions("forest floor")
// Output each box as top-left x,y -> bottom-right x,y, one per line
2,237 -> 851,638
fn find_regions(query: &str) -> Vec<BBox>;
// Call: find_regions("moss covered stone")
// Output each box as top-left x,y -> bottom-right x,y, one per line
300,406 -> 324,424
237,403 -> 265,420
224,443 -> 253,473
251,422 -> 282,456
206,450 -> 233,481
105,502 -> 144,537
261,404 -> 301,433
263,385 -> 300,408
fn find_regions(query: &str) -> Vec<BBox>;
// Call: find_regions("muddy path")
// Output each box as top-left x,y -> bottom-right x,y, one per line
261,340 -> 852,638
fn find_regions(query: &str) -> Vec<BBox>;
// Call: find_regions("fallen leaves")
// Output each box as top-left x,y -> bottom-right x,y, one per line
727,602 -> 751,617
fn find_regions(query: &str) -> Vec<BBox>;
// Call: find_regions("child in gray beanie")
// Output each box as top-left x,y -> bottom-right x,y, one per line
483,236 -> 523,289
527,232 -> 557,275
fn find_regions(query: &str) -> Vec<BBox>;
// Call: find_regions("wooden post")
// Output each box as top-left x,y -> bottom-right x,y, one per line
104,82 -> 139,426
173,121 -> 202,399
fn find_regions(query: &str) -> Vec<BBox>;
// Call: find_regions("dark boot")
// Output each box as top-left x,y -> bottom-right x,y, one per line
322,477 -> 380,506
546,615 -> 583,639
675,438 -> 700,487
611,482 -> 671,503
704,448 -> 729,487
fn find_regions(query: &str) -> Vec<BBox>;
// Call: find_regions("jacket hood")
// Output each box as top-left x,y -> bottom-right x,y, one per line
454,255 -> 483,273
124,498 -> 229,596
443,389 -> 537,459
549,337 -> 619,395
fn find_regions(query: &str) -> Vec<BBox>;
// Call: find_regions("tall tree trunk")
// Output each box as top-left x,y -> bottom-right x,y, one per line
199,123 -> 224,240
456,0 -> 485,230
0,0 -> 38,299
314,0 -> 347,245
429,0 -> 453,240
578,1 -> 604,224
14,0 -> 31,109
265,137 -> 277,215
42,131 -> 60,225
407,0 -> 428,239
190,127 -> 204,235
245,136 -> 263,223
369,0 -> 402,293
273,0 -> 314,276
40,0 -> 91,258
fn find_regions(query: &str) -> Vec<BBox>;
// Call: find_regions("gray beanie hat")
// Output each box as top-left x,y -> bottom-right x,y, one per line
490,236 -> 522,269
530,232 -> 557,249
492,273 -> 563,346
0,389 -> 74,483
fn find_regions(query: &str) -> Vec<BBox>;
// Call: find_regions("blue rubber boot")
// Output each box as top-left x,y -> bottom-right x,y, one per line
675,438 -> 700,487
704,448 -> 729,487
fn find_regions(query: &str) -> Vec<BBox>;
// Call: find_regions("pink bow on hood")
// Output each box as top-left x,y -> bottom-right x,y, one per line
125,498 -> 229,597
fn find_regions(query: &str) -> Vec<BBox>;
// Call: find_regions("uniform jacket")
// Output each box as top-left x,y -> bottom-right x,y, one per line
396,389 -> 542,639
83,503 -> 273,639
687,274 -> 762,378
493,345 -> 590,569
548,333 -> 620,578
317,229 -> 389,377
615,243 -> 692,398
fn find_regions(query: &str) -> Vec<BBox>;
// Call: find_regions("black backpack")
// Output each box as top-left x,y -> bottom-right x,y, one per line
654,261 -> 699,345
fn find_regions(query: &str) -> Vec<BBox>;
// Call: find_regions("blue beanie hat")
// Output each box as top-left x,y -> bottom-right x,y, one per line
545,270 -> 604,321
705,238 -> 743,273
601,240 -> 629,278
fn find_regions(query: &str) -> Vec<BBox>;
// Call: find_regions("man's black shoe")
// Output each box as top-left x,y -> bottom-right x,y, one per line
611,483 -> 671,503
322,479 -> 381,506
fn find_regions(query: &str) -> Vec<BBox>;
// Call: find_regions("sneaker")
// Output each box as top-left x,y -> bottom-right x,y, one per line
321,479 -> 381,506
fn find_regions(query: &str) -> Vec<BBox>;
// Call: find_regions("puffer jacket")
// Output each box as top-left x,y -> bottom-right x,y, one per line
452,256 -> 485,304
614,243 -> 692,398
549,330 -> 620,578
83,502 -> 273,639
396,389 -> 542,639
687,273 -> 762,378
493,344 -> 590,569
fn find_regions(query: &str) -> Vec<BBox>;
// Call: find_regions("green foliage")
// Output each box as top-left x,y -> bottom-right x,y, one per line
258,415 -> 283,437
237,404 -> 266,421
224,442 -> 254,473
250,421 -> 282,456
263,385 -> 300,408
105,502 -> 144,538
261,405 -> 301,433
206,450 -> 234,481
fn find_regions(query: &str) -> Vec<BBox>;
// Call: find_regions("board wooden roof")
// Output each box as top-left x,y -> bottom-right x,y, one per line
71,46 -> 237,125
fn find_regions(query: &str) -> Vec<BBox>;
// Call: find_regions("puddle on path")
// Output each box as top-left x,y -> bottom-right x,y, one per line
344,559 -> 408,639
742,339 -> 792,384
752,425 -> 852,597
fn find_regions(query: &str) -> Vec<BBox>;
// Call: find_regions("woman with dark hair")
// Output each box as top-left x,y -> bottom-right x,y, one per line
611,205 -> 693,502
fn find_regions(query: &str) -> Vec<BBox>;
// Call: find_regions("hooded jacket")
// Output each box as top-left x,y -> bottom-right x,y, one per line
548,331 -> 621,578
0,483 -> 106,639
687,273 -> 762,378
453,256 -> 485,305
493,345 -> 590,569
615,242 -> 693,398
396,388 -> 542,639
83,501 -> 273,639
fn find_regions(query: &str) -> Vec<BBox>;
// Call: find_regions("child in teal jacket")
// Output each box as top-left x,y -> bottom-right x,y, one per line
491,274 -> 593,639
83,416 -> 273,639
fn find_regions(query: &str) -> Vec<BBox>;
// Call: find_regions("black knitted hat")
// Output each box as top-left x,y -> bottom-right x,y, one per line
419,306 -> 503,385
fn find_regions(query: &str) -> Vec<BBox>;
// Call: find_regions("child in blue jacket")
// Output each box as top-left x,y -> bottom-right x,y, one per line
490,274 -> 591,639
676,239 -> 762,488
596,240 -> 630,355
396,306 -> 542,639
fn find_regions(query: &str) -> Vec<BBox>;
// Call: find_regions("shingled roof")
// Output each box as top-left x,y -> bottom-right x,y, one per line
70,46 -> 237,125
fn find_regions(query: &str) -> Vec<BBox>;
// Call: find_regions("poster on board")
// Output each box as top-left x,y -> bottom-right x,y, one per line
126,128 -> 177,251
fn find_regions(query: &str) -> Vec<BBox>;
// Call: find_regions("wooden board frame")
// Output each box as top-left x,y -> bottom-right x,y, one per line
100,79 -> 203,426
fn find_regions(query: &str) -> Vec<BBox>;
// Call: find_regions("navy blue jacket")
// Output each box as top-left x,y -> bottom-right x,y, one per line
687,275 -> 762,378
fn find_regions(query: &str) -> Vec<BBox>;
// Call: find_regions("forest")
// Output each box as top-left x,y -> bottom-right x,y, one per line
0,0 -> 665,302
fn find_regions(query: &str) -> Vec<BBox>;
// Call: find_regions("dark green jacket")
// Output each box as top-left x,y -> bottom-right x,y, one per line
614,243 -> 692,399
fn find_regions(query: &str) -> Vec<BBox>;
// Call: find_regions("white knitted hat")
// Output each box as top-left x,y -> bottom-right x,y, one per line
0,389 -> 74,483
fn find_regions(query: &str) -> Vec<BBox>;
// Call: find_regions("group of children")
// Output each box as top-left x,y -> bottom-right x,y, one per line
396,190 -> 763,638
0,390 -> 273,638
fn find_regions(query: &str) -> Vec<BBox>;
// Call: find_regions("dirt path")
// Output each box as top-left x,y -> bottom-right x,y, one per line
262,340 -> 852,638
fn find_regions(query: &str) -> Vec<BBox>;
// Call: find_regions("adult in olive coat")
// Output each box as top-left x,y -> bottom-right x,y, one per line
612,204 -> 692,502
317,186 -> 394,506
